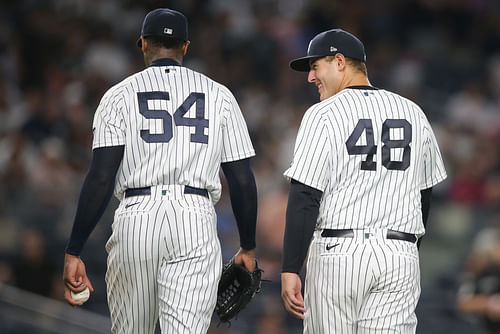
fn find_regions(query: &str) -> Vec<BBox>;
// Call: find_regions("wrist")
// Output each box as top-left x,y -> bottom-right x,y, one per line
239,247 -> 256,256
282,270 -> 299,274
281,272 -> 299,278
240,241 -> 256,250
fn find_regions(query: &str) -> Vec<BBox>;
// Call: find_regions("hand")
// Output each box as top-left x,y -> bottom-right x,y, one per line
233,247 -> 256,272
487,295 -> 500,319
281,272 -> 305,319
63,253 -> 94,306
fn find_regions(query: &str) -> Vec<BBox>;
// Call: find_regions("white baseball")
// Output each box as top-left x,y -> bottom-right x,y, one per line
71,287 -> 90,303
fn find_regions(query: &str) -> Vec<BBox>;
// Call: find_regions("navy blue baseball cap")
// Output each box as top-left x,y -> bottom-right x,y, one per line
290,29 -> 366,72
137,8 -> 189,48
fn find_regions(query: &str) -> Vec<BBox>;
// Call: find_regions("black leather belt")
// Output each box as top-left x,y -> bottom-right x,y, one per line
124,186 -> 209,199
184,186 -> 209,198
321,229 -> 354,238
386,230 -> 417,243
321,229 -> 417,243
124,187 -> 151,197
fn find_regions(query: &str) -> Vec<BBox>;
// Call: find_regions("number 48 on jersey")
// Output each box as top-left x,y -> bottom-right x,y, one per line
346,119 -> 412,171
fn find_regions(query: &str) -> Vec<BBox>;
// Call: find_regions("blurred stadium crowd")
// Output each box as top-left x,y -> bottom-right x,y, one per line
0,0 -> 500,333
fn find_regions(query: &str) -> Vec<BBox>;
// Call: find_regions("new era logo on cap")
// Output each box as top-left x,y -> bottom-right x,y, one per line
330,46 -> 338,52
164,28 -> 173,35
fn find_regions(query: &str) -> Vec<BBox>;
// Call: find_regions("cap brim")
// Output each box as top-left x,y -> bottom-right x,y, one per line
289,55 -> 323,72
137,37 -> 142,48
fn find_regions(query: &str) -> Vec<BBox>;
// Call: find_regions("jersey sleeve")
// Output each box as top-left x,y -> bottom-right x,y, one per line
284,107 -> 331,192
420,118 -> 447,189
92,87 -> 126,149
220,89 -> 255,163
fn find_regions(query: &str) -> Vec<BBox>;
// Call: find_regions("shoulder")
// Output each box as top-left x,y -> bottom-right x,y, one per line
300,101 -> 333,129
100,71 -> 143,101
314,89 -> 362,112
304,92 -> 350,120
203,74 -> 235,100
379,89 -> 425,113
380,90 -> 436,132
185,67 -> 236,100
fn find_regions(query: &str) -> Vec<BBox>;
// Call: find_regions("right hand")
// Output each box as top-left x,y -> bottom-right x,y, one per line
62,253 -> 94,306
233,247 -> 256,272
281,272 -> 305,319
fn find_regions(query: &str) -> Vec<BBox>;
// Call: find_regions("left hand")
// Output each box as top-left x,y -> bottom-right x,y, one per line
233,247 -> 256,272
281,272 -> 305,319
63,253 -> 94,306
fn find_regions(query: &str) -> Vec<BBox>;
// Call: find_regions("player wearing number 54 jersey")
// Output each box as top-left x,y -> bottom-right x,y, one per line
281,29 -> 446,333
62,8 -> 258,333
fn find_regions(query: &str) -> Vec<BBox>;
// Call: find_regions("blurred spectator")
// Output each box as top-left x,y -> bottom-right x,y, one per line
457,224 -> 500,333
0,259 -> 13,285
0,0 -> 499,332
10,228 -> 57,298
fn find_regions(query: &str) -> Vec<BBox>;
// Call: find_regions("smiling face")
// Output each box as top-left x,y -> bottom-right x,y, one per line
307,55 -> 345,101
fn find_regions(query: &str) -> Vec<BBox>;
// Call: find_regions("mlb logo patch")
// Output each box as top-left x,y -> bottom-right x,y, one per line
164,28 -> 173,35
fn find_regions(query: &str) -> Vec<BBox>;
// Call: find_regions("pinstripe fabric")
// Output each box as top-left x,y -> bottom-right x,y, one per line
284,88 -> 446,234
285,88 -> 446,333
94,63 -> 254,333
92,65 -> 255,204
305,230 -> 419,334
106,186 -> 222,333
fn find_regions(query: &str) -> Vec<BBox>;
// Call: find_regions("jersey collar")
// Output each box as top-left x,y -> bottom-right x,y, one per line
149,58 -> 182,67
346,85 -> 378,90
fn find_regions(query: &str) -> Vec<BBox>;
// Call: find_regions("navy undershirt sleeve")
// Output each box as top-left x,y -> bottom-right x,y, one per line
282,179 -> 323,274
417,187 -> 432,249
221,158 -> 257,250
65,146 -> 124,256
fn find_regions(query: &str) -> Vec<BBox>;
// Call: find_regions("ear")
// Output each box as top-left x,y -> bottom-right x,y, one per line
335,53 -> 346,70
141,37 -> 147,52
182,41 -> 190,56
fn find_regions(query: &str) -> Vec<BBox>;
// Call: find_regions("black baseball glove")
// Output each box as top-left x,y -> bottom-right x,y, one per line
215,258 -> 262,323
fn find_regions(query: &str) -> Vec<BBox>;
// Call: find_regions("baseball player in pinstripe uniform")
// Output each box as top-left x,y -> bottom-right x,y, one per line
62,8 -> 258,333
280,29 -> 447,333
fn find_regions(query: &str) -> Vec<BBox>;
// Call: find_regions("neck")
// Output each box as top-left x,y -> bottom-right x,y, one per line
145,50 -> 183,67
340,72 -> 370,91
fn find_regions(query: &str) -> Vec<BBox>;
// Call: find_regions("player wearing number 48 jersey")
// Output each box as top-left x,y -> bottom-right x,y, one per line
62,8 -> 258,333
281,29 -> 446,333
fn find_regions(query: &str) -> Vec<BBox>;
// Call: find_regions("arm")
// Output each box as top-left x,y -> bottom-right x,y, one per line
282,179 -> 322,273
417,187 -> 432,249
65,145 -> 124,255
63,145 -> 124,305
221,158 -> 258,271
281,179 -> 322,319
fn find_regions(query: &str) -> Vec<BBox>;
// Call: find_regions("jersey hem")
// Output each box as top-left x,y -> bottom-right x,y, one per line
221,150 -> 256,163
92,141 -> 126,150
421,172 -> 447,190
283,170 -> 325,192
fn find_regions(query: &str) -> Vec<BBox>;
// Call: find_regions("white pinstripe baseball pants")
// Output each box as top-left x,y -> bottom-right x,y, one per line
105,185 -> 222,333
304,229 -> 420,334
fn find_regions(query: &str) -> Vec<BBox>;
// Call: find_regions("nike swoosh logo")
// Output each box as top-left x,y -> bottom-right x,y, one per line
326,243 -> 340,251
125,202 -> 140,208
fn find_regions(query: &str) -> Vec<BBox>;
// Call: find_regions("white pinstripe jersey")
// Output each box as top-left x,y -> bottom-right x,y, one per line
92,59 -> 255,203
285,87 -> 446,235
